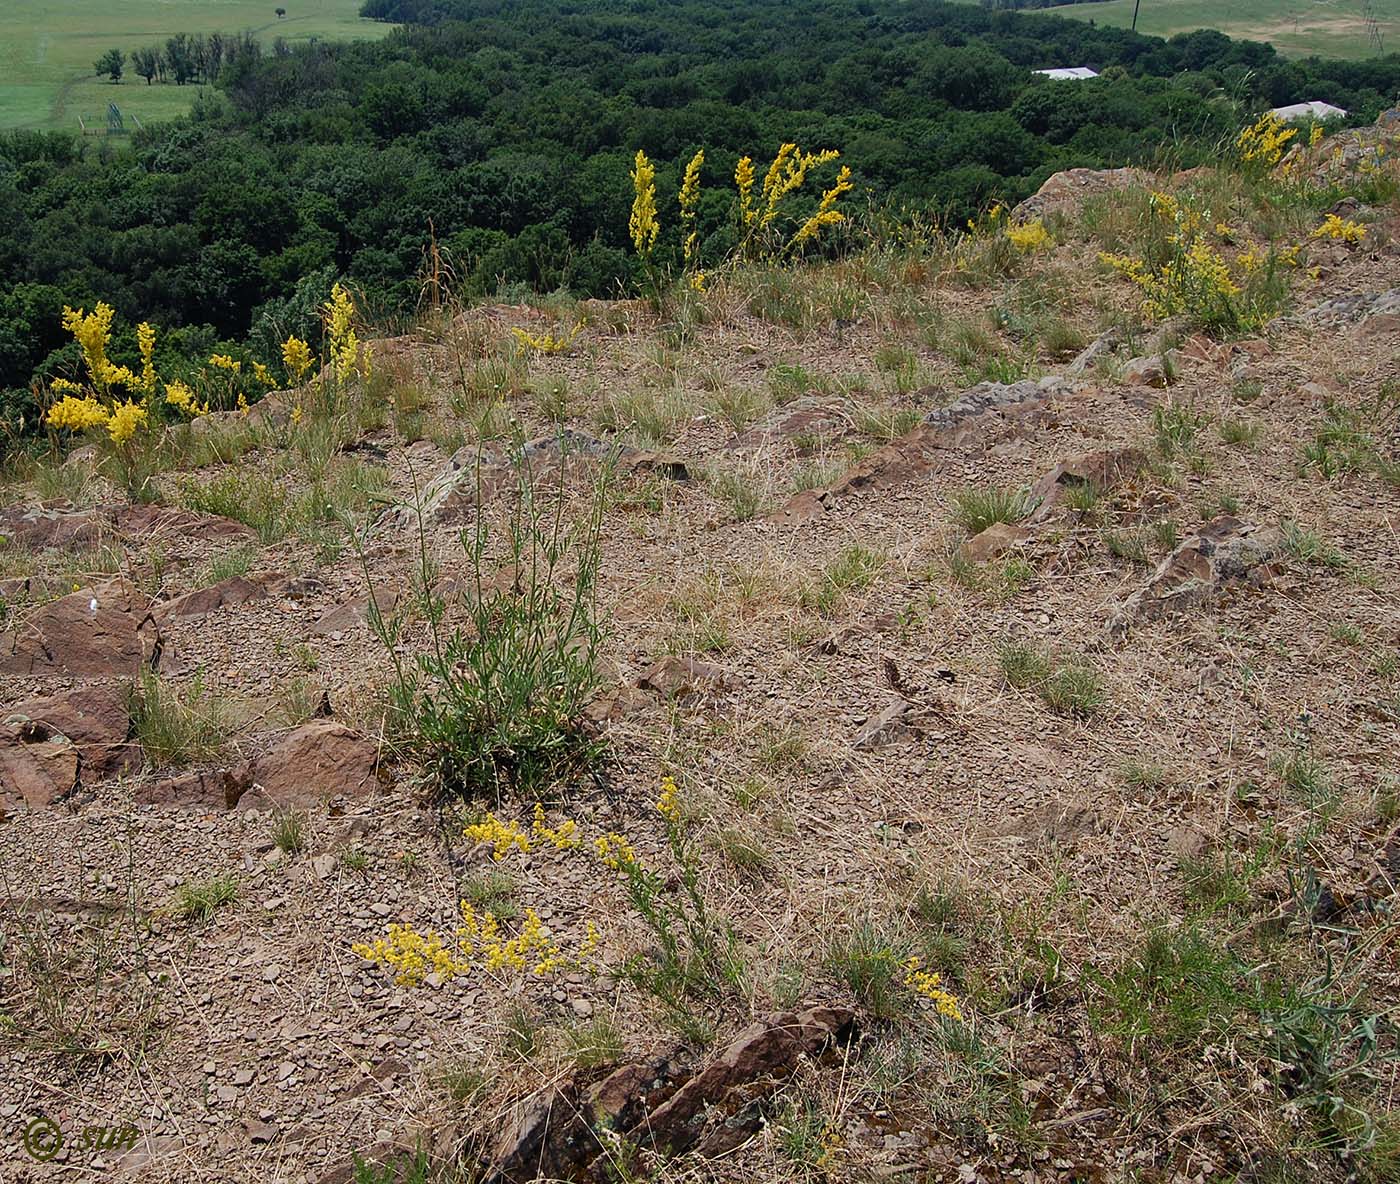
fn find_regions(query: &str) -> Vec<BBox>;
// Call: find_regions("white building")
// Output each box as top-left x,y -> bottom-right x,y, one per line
1033,67 -> 1099,81
1270,101 -> 1348,121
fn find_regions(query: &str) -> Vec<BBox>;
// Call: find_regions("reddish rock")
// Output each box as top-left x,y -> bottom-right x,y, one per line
313,587 -> 400,635
135,766 -> 252,810
0,578 -> 160,676
582,684 -> 655,724
1012,166 -> 1152,222
637,655 -> 727,699
727,397 -> 851,452
6,685 -> 140,783
1110,516 -> 1280,638
1029,446 -> 1147,521
245,722 -> 382,807
0,734 -> 79,813
643,1007 -> 857,1155
0,503 -> 253,549
958,522 -> 1032,563
155,574 -> 278,625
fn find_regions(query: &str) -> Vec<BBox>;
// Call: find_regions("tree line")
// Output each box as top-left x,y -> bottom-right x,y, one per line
93,32 -> 265,86
5,0 -> 1400,435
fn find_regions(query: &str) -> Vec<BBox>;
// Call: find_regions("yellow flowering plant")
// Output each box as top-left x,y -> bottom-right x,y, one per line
1098,188 -> 1294,334
1311,213 -> 1367,244
323,282 -> 372,390
629,149 -> 660,262
282,335 -> 315,385
511,324 -> 582,355
1236,112 -> 1297,172
45,305 -> 158,489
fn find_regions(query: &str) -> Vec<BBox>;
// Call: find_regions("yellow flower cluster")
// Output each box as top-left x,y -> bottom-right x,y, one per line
353,902 -> 601,987
656,775 -> 682,826
1311,213 -> 1367,243
757,143 -> 840,231
902,956 -> 964,1022
511,324 -> 581,354
282,335 -> 315,384
351,922 -> 473,986
1005,217 -> 1052,253
61,304 -> 142,393
106,400 -> 148,445
594,832 -> 639,871
164,379 -> 209,418
137,322 -> 158,396
463,804 -> 582,860
324,283 -> 368,386
629,149 -> 659,259
1310,123 -> 1325,148
679,148 -> 704,268
209,353 -> 241,373
532,802 -> 580,850
46,395 -> 110,432
735,155 -> 756,227
1236,112 -> 1297,167
463,812 -> 532,861
792,164 -> 854,247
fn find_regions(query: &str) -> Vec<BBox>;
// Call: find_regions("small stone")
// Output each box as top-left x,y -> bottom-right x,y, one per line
569,998 -> 593,1018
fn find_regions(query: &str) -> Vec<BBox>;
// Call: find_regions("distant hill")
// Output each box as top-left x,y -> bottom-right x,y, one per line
1029,0 -> 1400,60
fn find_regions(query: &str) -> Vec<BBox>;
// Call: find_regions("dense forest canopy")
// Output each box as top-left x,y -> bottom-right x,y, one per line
3,0 -> 1400,430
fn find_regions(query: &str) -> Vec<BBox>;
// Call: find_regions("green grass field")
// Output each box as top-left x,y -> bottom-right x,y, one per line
0,0 -> 393,132
1039,0 -> 1400,59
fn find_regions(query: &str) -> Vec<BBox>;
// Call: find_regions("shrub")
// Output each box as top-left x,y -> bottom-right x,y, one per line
362,448 -> 608,801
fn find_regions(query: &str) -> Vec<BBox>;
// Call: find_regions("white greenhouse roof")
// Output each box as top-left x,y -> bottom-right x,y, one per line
1034,67 -> 1099,81
1270,101 -> 1348,121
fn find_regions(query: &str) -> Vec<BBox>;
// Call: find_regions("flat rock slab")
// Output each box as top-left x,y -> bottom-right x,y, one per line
1029,446 -> 1147,522
378,430 -> 687,531
959,522 -> 1033,564
240,721 -> 383,809
1012,166 -> 1151,222
0,578 -> 161,676
485,1005 -> 856,1182
154,572 -> 282,626
773,379 -> 1069,524
0,503 -> 254,549
726,396 -> 853,452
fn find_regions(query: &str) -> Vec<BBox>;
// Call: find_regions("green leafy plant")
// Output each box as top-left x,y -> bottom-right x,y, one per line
362,444 -> 608,802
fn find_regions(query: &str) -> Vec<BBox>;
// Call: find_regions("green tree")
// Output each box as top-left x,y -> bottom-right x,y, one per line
95,48 -> 125,83
132,46 -> 161,85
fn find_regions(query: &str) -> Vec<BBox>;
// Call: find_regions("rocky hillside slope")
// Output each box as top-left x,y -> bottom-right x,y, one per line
1,128 -> 1399,1184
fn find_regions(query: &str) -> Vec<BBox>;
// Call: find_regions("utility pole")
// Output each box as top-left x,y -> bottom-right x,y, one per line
1363,0 -> 1385,56
1132,0 -> 1142,32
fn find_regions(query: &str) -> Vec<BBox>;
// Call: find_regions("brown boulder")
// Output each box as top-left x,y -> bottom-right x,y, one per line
135,766 -> 252,810
0,503 -> 253,549
0,735 -> 79,813
1029,446 -> 1146,522
0,578 -> 160,676
5,685 -> 140,783
637,655 -> 727,699
1110,516 -> 1279,638
245,722 -> 382,807
644,1006 -> 857,1155
312,587 -> 400,635
958,522 -> 1032,563
1011,166 -> 1151,222
154,574 -> 279,625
